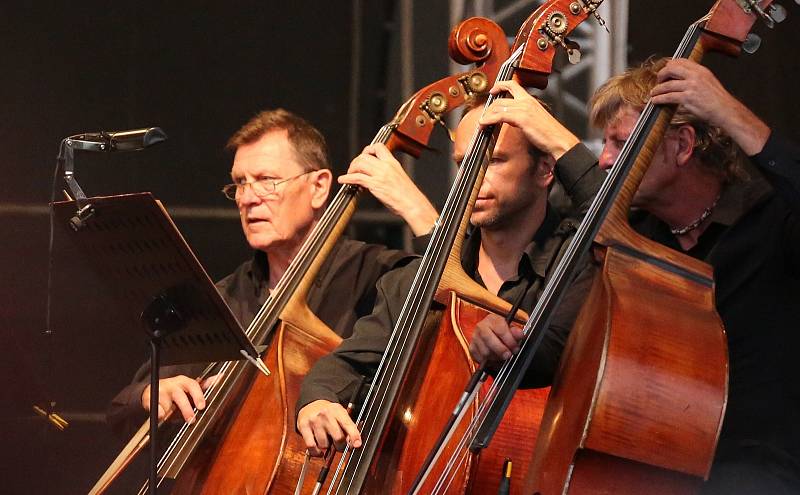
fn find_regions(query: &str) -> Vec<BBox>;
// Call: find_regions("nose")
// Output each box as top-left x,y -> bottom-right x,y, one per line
477,171 -> 493,197
598,145 -> 616,171
237,183 -> 262,207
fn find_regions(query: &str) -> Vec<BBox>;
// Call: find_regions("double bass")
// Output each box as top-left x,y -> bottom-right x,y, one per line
441,1 -> 778,493
321,2 -> 605,493
527,2 -> 780,492
89,17 -> 510,495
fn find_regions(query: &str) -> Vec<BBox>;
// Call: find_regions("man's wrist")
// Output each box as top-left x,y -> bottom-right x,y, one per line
718,100 -> 770,156
550,134 -> 581,161
404,200 -> 438,237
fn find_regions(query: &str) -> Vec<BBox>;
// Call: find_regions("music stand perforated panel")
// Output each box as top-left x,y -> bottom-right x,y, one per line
52,192 -> 255,365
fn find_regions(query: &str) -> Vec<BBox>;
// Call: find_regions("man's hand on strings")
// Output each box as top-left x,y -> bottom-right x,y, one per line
480,79 -> 580,161
297,399 -> 362,456
469,313 -> 525,365
141,374 -> 219,424
339,143 -> 438,236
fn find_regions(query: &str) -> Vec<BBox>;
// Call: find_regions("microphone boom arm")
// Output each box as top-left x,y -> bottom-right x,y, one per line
55,126 -> 167,230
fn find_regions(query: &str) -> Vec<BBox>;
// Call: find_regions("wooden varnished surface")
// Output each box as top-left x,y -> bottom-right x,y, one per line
524,246 -> 727,494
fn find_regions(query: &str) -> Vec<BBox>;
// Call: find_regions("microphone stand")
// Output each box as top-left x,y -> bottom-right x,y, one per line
49,126 -> 168,492
56,134 -> 108,230
55,128 -> 167,230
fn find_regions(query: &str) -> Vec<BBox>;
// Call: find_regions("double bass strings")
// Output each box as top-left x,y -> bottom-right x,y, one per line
346,47 -> 520,471
404,41 -> 543,493
151,190 -> 353,481
326,46 -> 525,494
327,126 -> 487,491
422,19 -> 707,494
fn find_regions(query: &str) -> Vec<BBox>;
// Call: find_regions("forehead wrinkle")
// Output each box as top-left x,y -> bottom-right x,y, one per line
231,160 -> 280,180
232,152 -> 305,179
232,128 -> 305,174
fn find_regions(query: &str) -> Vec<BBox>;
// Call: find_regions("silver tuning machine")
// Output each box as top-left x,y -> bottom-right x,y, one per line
768,3 -> 788,23
571,0 -> 609,33
740,0 -> 788,28
742,32 -> 762,53
537,11 -> 583,64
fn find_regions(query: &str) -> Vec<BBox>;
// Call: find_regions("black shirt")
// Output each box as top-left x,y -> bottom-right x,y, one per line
632,133 -> 800,485
217,238 -> 415,340
106,238 -> 414,437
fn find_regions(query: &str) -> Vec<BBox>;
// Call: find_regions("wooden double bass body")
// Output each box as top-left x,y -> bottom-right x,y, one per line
523,2 -> 774,492
444,295 -> 550,495
337,250 -> 549,494
527,235 -> 728,493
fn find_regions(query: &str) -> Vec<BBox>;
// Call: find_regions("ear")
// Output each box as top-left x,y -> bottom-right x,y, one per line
535,154 -> 556,189
674,124 -> 696,168
309,169 -> 332,210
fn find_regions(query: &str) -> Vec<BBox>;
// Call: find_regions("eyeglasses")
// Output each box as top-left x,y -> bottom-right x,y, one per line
221,171 -> 311,201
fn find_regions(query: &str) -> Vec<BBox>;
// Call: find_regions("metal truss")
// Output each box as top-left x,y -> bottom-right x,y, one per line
354,1 -> 632,247
449,0 -> 629,151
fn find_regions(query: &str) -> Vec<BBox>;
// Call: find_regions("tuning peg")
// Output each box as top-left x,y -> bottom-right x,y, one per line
567,47 -> 582,64
742,33 -> 762,54
768,3 -> 787,23
573,1 -> 610,33
559,39 -> 582,65
746,0 -> 777,28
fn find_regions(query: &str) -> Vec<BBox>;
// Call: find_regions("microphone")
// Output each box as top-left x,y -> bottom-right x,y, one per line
68,127 -> 167,152
57,126 -> 168,230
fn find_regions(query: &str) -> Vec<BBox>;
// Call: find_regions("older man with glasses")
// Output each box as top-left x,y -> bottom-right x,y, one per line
107,108 -> 438,436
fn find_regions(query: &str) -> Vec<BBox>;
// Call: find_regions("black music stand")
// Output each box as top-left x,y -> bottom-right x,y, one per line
51,192 -> 266,494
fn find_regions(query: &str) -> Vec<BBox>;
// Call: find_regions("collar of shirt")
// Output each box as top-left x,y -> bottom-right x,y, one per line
246,240 -> 346,299
247,249 -> 270,303
630,169 -> 774,259
460,204 -> 563,283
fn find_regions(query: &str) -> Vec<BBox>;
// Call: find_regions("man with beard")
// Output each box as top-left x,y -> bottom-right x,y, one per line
295,95 -> 603,455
